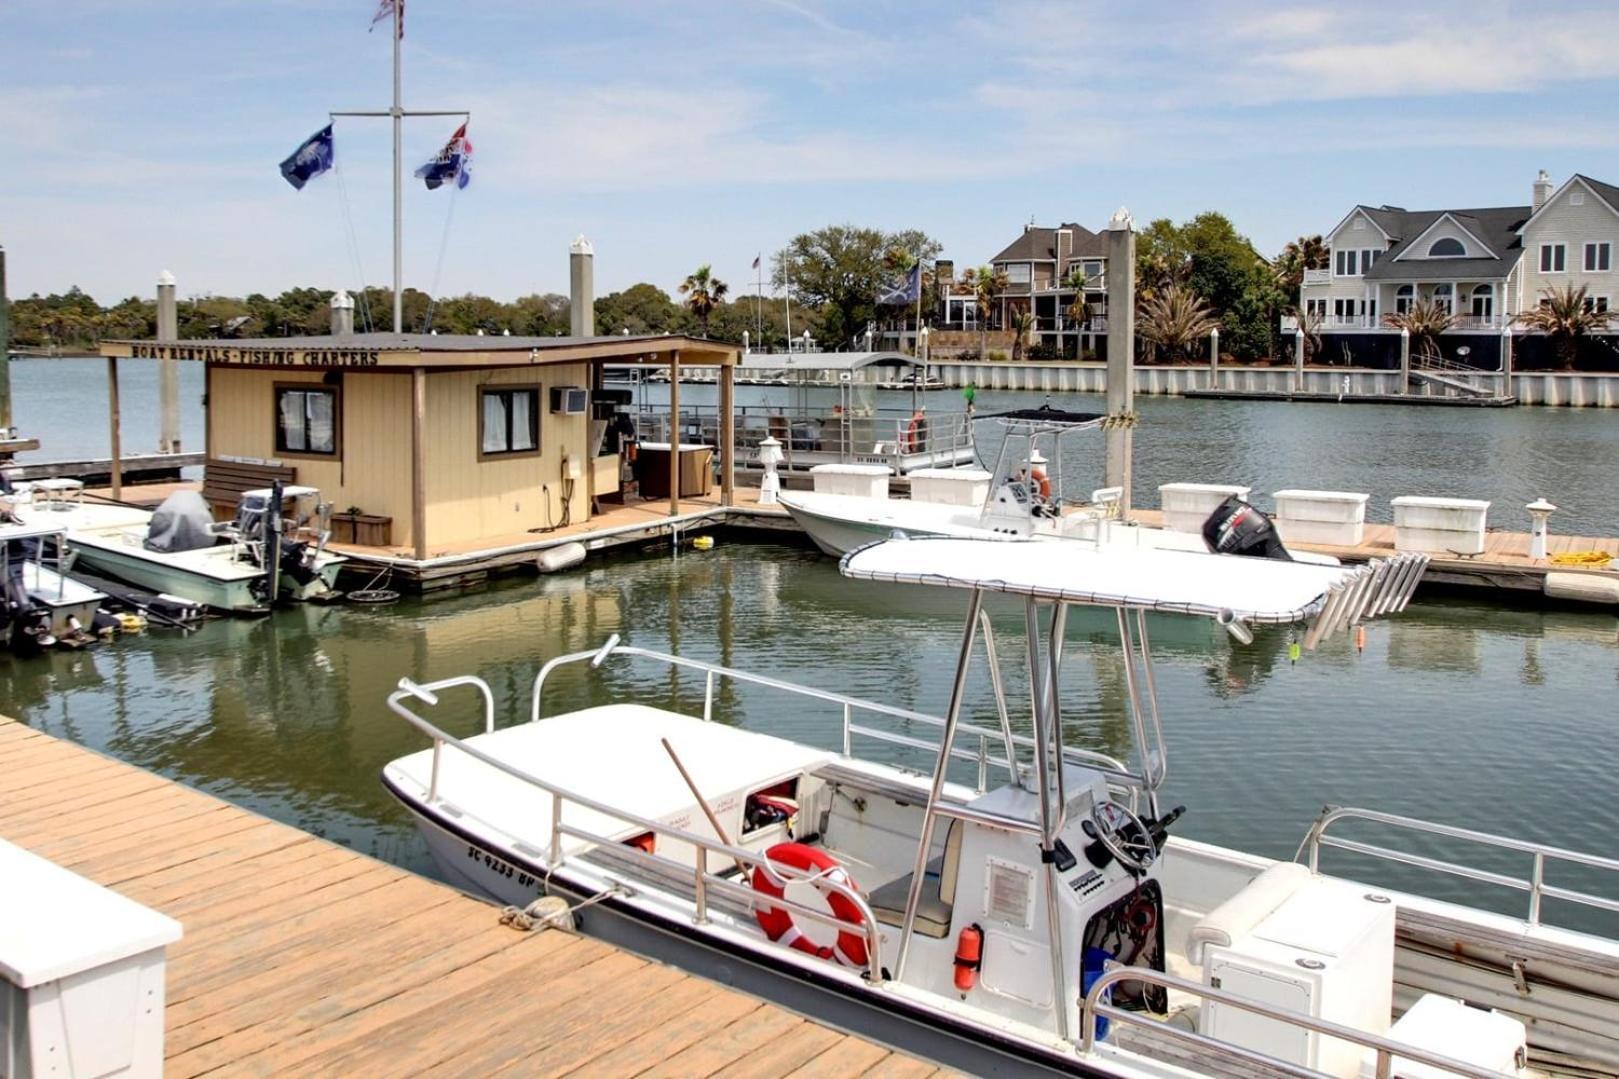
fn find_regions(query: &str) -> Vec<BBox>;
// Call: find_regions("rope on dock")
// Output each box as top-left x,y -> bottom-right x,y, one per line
498,885 -> 624,933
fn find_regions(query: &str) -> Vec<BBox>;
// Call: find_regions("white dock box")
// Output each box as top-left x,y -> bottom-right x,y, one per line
1358,994 -> 1526,1078
1202,878 -> 1396,1078
1391,496 -> 1490,556
809,463 -> 891,499
1158,483 -> 1252,533
907,468 -> 991,507
1273,490 -> 1370,546
1,838 -> 182,1078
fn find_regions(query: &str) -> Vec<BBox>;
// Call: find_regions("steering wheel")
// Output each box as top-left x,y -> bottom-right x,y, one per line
1091,801 -> 1159,873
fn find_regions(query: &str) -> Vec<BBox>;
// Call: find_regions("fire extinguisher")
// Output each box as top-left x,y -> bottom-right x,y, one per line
953,923 -> 984,992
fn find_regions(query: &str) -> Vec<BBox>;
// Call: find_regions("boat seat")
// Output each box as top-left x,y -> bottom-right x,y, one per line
1185,861 -> 1311,966
868,820 -> 962,939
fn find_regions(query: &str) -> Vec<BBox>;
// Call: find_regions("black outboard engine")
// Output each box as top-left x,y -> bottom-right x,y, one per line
1202,495 -> 1292,561
278,538 -> 318,586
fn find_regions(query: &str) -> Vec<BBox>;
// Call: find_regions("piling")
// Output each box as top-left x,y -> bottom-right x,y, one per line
157,271 -> 180,453
570,235 -> 595,337
1104,209 -> 1135,514
0,245 -> 11,433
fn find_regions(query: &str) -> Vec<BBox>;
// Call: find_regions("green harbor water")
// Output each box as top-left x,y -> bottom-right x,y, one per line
4,540 -> 1616,932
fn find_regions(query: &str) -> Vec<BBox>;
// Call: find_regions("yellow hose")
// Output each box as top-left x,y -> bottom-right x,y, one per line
1548,551 -> 1613,567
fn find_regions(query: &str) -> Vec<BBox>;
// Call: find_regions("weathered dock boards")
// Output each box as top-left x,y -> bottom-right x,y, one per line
0,718 -> 951,1077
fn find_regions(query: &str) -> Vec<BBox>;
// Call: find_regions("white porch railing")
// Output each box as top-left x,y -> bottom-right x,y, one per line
1303,267 -> 1332,286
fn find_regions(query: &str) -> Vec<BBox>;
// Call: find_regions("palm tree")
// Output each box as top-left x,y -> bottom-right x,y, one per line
1062,268 -> 1093,332
1137,284 -> 1218,364
1008,308 -> 1035,361
678,264 -> 729,338
959,264 -> 1008,359
1383,298 -> 1455,364
1273,235 -> 1328,294
1515,284 -> 1616,370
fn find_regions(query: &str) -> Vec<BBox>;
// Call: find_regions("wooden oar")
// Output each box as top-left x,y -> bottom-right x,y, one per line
660,737 -> 744,873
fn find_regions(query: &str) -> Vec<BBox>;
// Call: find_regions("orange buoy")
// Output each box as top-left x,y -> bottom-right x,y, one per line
1355,625 -> 1367,653
751,842 -> 869,968
953,923 -> 984,992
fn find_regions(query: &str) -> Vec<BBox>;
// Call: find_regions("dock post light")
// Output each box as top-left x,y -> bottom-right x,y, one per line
1526,498 -> 1556,560
758,437 -> 784,505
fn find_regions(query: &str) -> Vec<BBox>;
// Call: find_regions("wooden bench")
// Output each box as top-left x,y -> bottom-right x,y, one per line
202,458 -> 297,519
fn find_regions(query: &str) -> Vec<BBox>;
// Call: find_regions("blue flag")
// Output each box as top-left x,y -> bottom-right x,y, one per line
279,124 -> 334,190
878,263 -> 921,306
415,122 -> 472,191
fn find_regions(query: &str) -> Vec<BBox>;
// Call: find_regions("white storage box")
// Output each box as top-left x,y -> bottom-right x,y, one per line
1273,490 -> 1370,547
1158,483 -> 1252,534
1359,993 -> 1526,1078
1202,878 -> 1396,1077
907,468 -> 991,507
1391,496 -> 1489,556
809,463 -> 890,499
1,838 -> 182,1078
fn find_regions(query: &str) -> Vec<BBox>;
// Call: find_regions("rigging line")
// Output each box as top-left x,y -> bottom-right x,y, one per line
330,155 -> 376,333
420,181 -> 461,334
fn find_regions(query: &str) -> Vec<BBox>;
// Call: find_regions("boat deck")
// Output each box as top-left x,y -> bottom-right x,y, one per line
0,717 -> 953,1078
1131,510 -> 1619,599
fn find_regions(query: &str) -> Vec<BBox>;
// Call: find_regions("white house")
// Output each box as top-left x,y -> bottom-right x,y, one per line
1299,171 -> 1619,369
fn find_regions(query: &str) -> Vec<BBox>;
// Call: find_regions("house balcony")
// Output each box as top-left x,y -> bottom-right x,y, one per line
1032,275 -> 1105,294
1033,316 -> 1108,334
1303,268 -> 1332,286
1311,312 -> 1513,333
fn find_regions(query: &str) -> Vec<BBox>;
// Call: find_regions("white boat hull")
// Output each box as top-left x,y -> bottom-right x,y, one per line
69,538 -> 343,614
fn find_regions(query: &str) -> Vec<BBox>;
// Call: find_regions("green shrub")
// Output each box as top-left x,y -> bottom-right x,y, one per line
987,349 -> 1010,362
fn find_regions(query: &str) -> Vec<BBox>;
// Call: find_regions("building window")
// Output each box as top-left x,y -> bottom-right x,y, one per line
1585,242 -> 1612,272
1363,248 -> 1381,269
1432,283 -> 1453,314
1305,298 -> 1327,318
1334,249 -> 1361,277
479,387 -> 539,458
1470,284 -> 1493,318
1584,295 -> 1611,314
1004,263 -> 1031,285
274,386 -> 339,456
1427,237 -> 1466,257
1082,260 -> 1104,281
1395,284 -> 1415,314
1540,243 -> 1566,273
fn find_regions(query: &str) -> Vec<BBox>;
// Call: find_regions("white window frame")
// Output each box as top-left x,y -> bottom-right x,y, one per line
1395,285 -> 1415,314
1432,283 -> 1454,314
1004,263 -> 1032,285
1584,242 -> 1612,273
1540,243 -> 1567,273
1426,237 -> 1467,258
1335,249 -> 1361,278
1583,295 -> 1610,315
1470,284 -> 1493,319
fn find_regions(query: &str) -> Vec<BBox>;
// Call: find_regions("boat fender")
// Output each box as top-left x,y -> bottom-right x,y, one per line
953,923 -> 984,992
750,842 -> 869,968
536,542 -> 587,574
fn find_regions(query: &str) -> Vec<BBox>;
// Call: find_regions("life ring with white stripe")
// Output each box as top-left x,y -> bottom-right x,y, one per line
901,411 -> 928,453
750,842 -> 869,968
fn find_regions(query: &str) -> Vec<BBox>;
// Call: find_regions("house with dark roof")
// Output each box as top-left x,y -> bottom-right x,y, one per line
941,221 -> 1111,357
1300,171 -> 1619,369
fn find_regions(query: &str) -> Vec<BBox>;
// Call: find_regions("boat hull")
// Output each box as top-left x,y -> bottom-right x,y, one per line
389,779 -> 1105,1078
68,540 -> 344,614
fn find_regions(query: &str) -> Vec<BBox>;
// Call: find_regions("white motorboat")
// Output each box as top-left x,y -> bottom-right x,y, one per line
381,538 -> 1619,1076
779,406 -> 1337,565
13,484 -> 345,615
0,519 -> 105,649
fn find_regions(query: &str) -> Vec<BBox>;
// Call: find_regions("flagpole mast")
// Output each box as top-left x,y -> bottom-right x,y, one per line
391,0 -> 403,332
755,253 -> 763,349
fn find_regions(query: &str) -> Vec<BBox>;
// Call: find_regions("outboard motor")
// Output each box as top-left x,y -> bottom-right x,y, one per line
1201,495 -> 1292,561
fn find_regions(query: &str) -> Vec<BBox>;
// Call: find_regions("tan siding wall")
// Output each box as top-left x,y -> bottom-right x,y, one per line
1521,183 -> 1619,305
208,367 -> 418,548
422,365 -> 591,549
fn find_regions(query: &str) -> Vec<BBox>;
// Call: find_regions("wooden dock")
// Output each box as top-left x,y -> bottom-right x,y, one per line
0,718 -> 950,1077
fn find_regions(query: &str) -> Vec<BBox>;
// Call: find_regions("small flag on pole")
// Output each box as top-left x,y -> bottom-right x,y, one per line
415,122 -> 472,190
369,0 -> 403,38
751,254 -> 761,270
279,124 -> 334,190
877,263 -> 921,306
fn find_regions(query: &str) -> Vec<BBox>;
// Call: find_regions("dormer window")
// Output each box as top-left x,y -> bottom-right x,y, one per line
1427,238 -> 1466,257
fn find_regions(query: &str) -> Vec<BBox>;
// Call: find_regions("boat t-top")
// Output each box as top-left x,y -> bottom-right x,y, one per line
381,539 -> 1618,1076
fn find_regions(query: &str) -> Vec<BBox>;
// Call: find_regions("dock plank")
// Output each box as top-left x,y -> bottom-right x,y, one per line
0,719 -> 937,1076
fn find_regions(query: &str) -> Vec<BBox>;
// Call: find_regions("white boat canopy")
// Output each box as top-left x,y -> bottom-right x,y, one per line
737,351 -> 922,372
840,537 -> 1427,646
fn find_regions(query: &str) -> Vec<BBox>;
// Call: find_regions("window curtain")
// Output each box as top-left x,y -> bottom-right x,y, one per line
279,391 -> 307,451
510,391 -> 535,451
306,391 -> 335,453
482,392 -> 508,453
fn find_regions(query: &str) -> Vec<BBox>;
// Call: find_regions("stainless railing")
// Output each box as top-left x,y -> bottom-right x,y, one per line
530,639 -> 1146,800
1302,806 -> 1619,927
633,406 -> 978,472
386,673 -> 888,984
1080,966 -> 1507,1078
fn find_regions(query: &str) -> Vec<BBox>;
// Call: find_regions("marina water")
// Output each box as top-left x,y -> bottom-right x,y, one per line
4,357 -> 1618,933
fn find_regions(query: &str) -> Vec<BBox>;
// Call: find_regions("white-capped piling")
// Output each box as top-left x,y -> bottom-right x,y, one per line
570,235 -> 595,337
157,270 -> 180,452
1104,208 -> 1135,514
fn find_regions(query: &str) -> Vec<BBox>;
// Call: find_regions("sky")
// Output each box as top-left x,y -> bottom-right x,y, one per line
4,0 -> 1619,307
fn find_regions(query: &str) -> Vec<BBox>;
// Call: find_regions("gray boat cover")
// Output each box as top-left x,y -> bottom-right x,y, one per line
145,490 -> 217,553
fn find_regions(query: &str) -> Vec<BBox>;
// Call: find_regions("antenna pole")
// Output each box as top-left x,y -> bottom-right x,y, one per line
391,0 -> 403,332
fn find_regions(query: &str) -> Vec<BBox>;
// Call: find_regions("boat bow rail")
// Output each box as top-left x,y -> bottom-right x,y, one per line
384,674 -> 888,983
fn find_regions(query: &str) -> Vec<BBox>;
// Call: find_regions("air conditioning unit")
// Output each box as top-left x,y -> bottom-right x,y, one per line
550,387 -> 588,415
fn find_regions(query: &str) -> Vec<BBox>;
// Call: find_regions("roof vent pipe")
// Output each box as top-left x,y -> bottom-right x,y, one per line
330,289 -> 355,337
1533,170 -> 1553,212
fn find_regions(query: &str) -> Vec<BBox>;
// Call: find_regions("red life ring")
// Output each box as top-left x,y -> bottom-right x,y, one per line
901,411 -> 928,452
751,842 -> 869,968
1030,468 -> 1051,501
